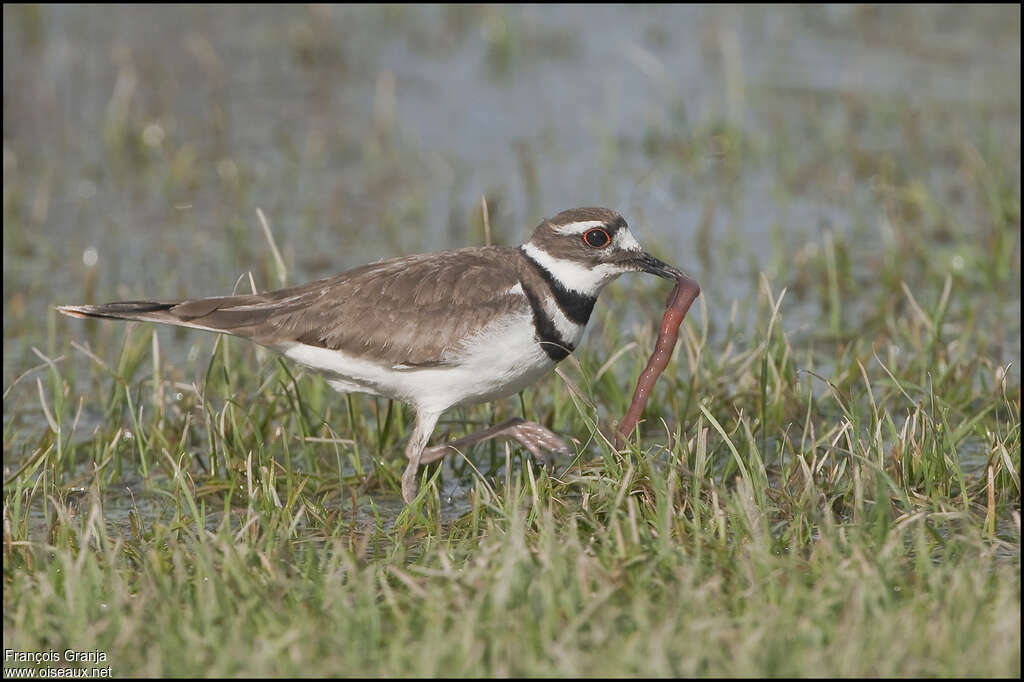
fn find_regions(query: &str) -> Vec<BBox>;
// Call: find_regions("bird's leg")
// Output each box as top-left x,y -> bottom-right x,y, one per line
401,409 -> 442,504
420,417 -> 570,466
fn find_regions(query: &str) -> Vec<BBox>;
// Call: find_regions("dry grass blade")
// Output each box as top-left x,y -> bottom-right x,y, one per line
257,207 -> 287,287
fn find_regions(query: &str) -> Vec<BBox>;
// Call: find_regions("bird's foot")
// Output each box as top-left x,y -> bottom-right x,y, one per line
401,417 -> 570,504
421,417 -> 570,466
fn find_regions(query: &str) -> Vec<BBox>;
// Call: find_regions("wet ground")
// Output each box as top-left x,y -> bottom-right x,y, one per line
4,7 -> 1021,520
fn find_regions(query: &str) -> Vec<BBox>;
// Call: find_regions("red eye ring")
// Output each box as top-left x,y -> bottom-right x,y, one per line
583,228 -> 611,248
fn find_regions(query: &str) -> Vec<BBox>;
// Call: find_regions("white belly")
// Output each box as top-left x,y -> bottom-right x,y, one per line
280,310 -> 560,414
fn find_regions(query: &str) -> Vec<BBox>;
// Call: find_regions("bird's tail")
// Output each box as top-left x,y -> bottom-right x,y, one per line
57,301 -> 181,324
56,298 -> 248,337
57,288 -> 299,341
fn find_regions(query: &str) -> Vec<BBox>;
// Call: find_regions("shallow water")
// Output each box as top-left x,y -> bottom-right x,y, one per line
3,5 -> 1020,523
5,5 -> 1019,375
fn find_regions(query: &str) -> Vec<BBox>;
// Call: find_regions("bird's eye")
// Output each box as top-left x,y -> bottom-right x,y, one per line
583,228 -> 611,248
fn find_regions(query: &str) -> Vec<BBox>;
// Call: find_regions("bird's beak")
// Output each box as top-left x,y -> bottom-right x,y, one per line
634,251 -> 685,281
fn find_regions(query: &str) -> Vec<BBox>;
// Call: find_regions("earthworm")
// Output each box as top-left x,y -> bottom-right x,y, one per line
616,275 -> 701,447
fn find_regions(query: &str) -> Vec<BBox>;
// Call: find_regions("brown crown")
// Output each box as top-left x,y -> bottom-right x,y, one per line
546,207 -> 623,227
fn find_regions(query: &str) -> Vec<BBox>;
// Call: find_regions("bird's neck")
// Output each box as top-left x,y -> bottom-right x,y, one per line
519,242 -> 624,298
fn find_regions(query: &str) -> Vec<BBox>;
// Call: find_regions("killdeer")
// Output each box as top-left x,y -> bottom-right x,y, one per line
59,207 -> 684,503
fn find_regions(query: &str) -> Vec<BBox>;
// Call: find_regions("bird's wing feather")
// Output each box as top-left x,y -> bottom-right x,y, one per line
168,246 -> 527,367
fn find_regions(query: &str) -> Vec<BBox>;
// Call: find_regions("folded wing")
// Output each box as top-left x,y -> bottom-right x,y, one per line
59,247 -> 526,368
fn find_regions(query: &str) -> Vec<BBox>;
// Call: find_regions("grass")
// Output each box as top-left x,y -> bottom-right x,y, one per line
3,220 -> 1020,676
3,4 -> 1021,678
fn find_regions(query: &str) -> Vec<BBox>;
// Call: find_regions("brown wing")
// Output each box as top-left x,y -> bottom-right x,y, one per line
167,246 -> 527,366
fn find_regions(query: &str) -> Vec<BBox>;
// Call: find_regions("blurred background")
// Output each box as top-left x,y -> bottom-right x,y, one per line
3,4 -> 1020,385
3,10 -> 1020,674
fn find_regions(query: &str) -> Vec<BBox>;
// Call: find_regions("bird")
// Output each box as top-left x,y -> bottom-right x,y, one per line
58,207 -> 684,503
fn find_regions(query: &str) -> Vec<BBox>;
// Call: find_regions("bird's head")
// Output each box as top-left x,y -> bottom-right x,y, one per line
521,207 -> 683,296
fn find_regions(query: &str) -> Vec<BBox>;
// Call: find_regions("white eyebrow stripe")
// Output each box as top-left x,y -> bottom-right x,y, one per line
614,228 -> 642,252
552,220 -> 607,235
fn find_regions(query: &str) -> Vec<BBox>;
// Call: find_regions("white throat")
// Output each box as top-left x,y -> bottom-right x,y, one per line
521,242 -> 629,297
